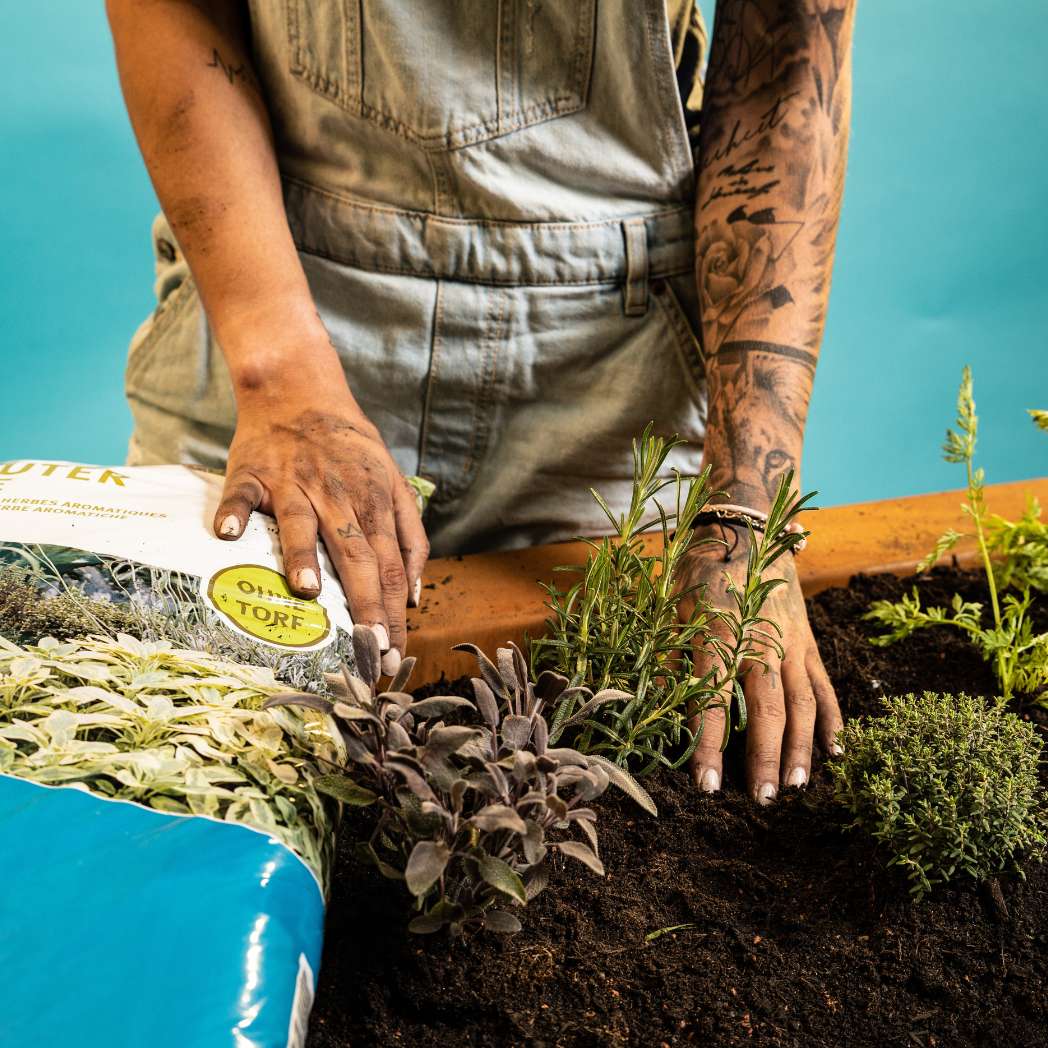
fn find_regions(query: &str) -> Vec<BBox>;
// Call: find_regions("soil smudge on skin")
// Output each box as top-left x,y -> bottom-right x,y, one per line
307,568 -> 1048,1048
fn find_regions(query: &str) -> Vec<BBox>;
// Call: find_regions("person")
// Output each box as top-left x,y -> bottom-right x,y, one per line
107,0 -> 855,804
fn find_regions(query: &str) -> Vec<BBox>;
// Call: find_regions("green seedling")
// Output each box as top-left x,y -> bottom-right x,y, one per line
865,368 -> 1048,700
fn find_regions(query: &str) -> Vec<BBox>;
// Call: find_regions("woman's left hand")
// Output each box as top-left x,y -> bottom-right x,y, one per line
676,527 -> 844,803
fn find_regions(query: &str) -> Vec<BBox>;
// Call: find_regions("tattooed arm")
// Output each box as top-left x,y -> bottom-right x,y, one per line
108,1 -> 426,675
680,0 -> 856,801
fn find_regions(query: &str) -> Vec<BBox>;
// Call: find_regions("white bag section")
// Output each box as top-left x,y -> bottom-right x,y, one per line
0,460 -> 352,652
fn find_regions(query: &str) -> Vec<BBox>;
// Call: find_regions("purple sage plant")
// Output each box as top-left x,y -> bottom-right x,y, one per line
265,624 -> 654,935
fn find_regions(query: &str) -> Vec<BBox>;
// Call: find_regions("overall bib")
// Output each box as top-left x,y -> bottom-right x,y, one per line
125,0 -> 708,556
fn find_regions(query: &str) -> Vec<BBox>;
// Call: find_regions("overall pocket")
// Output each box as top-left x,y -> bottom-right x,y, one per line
286,0 -> 596,151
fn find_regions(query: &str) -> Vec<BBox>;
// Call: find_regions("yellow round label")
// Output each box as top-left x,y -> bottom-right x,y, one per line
206,564 -> 331,649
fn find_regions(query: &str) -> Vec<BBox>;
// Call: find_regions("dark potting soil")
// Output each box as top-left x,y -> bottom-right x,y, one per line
306,567 -> 1048,1048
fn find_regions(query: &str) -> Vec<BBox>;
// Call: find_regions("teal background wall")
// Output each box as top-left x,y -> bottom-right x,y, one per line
1,2 -> 1045,504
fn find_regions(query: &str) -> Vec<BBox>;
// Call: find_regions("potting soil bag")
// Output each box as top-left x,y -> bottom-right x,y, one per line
0,461 -> 354,1048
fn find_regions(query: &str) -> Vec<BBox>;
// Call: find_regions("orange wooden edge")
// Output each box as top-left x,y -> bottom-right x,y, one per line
405,477 -> 1048,685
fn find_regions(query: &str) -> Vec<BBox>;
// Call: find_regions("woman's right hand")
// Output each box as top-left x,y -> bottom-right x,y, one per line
212,343 -> 429,678
109,0 -> 430,670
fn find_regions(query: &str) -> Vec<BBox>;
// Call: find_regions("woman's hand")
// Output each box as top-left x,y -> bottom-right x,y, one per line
213,348 -> 429,678
677,526 -> 843,803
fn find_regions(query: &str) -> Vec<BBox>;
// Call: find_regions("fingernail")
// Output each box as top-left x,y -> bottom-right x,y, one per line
294,568 -> 319,594
219,514 -> 241,537
830,742 -> 844,757
371,623 -> 389,652
699,768 -> 720,793
381,647 -> 402,677
754,782 -> 777,806
412,578 -> 422,607
786,766 -> 808,787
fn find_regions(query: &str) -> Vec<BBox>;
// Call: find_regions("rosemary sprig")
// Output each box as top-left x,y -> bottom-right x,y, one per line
532,424 -> 811,773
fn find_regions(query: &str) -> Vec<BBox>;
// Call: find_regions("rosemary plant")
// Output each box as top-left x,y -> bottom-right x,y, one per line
531,425 -> 811,774
865,368 -> 1048,701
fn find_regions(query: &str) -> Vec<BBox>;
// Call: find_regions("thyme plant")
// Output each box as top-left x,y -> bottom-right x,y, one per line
830,692 -> 1046,899
864,369 -> 1048,700
267,625 -> 653,936
531,426 -> 811,774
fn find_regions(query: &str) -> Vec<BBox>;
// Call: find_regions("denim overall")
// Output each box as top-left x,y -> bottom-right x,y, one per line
125,0 -> 707,555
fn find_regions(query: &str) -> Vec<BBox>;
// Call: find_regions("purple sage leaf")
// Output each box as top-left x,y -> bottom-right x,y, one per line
352,624 -> 381,688
410,696 -> 476,719
472,677 -> 499,727
263,692 -> 334,715
484,910 -> 523,934
555,839 -> 605,876
501,715 -> 533,752
405,840 -> 451,897
470,803 -> 527,834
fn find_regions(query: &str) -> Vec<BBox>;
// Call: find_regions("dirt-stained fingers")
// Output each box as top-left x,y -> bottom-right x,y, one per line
393,476 -> 430,608
319,506 -> 391,669
779,655 -> 817,789
354,481 -> 409,677
690,700 -> 728,794
688,613 -> 737,794
214,471 -> 265,541
744,658 -> 787,805
807,645 -> 845,756
271,488 -> 321,599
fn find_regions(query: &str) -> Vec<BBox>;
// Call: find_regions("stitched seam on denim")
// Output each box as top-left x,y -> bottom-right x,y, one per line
653,283 -> 706,403
496,0 -> 508,134
343,0 -> 362,106
285,5 -> 591,150
417,280 -> 444,487
451,289 -> 508,500
287,2 -> 345,104
643,0 -> 694,188
296,238 -> 692,286
289,64 -> 583,147
296,240 -> 693,287
573,0 -> 598,111
424,150 -> 459,218
285,174 -> 693,231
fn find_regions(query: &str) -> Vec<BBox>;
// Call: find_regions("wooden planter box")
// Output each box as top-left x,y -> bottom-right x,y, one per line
406,477 -> 1048,683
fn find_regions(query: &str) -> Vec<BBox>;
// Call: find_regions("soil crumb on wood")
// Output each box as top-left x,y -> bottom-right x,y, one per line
307,568 -> 1048,1048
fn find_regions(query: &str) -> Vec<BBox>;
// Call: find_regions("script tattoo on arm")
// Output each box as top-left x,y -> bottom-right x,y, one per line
694,0 -> 856,508
206,48 -> 259,93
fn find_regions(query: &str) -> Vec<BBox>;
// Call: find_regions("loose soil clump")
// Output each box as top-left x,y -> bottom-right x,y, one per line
307,568 -> 1048,1048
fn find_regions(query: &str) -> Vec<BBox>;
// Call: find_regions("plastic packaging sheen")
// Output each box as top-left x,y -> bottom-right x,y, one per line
0,462 -> 352,1048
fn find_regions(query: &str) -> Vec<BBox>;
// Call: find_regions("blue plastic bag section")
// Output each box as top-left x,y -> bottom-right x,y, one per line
0,774 -> 324,1048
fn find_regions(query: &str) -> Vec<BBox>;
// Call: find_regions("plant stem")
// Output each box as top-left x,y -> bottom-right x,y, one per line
969,458 -> 1002,631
